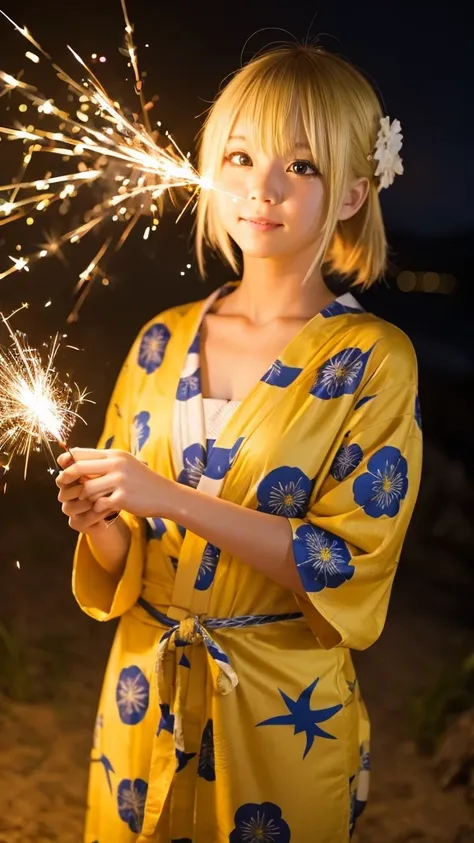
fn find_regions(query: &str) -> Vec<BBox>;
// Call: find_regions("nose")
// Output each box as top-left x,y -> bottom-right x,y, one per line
247,166 -> 281,205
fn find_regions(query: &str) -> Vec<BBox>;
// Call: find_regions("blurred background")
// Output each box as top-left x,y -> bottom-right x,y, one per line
0,1 -> 473,841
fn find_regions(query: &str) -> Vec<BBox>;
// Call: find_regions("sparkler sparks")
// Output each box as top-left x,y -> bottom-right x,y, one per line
0,2 -> 233,320
0,305 -> 89,477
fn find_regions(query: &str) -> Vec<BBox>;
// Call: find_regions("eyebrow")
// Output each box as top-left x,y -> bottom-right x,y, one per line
227,134 -> 312,150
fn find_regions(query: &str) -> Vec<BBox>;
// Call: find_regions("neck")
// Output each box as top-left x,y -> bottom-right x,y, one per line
232,254 -> 335,326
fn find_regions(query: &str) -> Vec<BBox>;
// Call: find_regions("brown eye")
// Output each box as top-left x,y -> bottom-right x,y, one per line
227,152 -> 252,167
288,160 -> 318,176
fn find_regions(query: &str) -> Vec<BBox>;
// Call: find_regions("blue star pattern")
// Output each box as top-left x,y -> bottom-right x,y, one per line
104,435 -> 115,449
176,369 -> 201,401
256,467 -> 312,517
260,359 -> 303,388
310,347 -> 372,400
116,666 -> 149,726
320,301 -> 363,318
178,443 -> 206,488
132,411 -> 150,452
229,802 -> 291,843
138,323 -> 171,374
353,445 -> 408,518
194,543 -> 220,591
91,753 -> 115,794
157,703 -> 175,736
293,525 -> 354,592
257,678 -> 343,758
415,394 -> 422,430
117,778 -> 147,833
198,719 -> 216,781
330,443 -> 364,481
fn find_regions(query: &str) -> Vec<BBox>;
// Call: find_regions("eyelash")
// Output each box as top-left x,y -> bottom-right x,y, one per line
225,151 -> 319,177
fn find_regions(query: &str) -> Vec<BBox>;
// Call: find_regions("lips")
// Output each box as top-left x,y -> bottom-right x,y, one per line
241,217 -> 282,230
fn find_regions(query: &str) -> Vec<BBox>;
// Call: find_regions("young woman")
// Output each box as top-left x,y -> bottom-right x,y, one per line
57,45 -> 422,843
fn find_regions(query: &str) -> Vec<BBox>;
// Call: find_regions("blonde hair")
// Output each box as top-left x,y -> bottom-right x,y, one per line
195,45 -> 387,288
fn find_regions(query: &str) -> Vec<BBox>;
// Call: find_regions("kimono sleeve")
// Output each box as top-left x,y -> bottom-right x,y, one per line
72,334 -> 147,622
289,355 -> 422,651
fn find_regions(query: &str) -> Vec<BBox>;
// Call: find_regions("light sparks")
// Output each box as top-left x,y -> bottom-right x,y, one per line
0,305 -> 89,476
0,1 -> 238,320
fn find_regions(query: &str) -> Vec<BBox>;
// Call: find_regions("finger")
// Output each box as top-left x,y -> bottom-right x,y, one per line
62,499 -> 94,517
80,475 -> 117,500
60,459 -> 115,485
57,482 -> 84,502
57,452 -> 74,469
70,447 -> 110,461
94,491 -> 121,515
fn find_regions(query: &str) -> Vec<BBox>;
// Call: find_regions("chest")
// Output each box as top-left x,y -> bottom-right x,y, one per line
199,313 -> 307,401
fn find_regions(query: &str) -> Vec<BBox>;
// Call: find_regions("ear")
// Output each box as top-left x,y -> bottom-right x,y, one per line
338,177 -> 370,222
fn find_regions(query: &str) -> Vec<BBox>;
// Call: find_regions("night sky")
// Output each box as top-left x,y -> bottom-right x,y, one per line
0,0 -> 472,465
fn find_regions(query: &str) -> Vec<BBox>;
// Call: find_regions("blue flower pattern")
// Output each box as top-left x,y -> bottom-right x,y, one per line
116,666 -> 149,726
194,543 -> 220,591
104,435 -> 115,449
321,301 -> 363,318
204,437 -> 244,481
132,411 -> 150,452
330,443 -> 364,481
198,719 -> 215,781
229,802 -> 291,843
117,777 -> 148,833
257,467 -> 312,517
147,517 -> 167,539
178,442 -> 206,488
261,359 -> 303,388
353,445 -> 408,518
311,347 -> 372,400
138,323 -> 171,374
293,525 -> 355,592
176,369 -> 201,401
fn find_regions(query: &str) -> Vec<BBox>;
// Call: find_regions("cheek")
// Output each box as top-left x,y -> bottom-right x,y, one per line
290,186 -> 324,234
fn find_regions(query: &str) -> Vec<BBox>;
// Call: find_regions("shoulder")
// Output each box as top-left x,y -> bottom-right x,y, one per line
337,310 -> 418,381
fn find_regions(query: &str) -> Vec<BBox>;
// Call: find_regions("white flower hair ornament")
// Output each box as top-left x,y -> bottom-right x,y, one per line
369,116 -> 404,191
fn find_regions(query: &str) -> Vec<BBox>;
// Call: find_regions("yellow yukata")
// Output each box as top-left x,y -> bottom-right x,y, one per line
73,281 -> 422,843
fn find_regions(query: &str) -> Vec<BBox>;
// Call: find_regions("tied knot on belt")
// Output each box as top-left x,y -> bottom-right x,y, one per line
156,614 -> 238,754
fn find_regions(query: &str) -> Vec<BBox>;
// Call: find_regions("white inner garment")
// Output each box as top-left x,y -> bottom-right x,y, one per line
203,398 -> 241,440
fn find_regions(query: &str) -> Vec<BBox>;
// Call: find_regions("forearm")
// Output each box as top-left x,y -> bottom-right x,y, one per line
162,480 -> 305,596
85,516 -> 132,580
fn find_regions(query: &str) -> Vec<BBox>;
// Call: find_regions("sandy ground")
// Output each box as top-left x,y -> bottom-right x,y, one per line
0,474 -> 472,843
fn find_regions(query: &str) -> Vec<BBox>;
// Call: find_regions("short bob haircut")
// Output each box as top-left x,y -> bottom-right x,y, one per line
195,45 -> 387,288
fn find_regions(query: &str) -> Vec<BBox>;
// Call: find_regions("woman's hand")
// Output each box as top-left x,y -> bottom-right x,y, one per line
57,447 -> 172,519
56,451 -> 108,534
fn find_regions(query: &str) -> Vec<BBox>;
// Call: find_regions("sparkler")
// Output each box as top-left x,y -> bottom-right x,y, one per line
0,2 -> 222,320
0,305 -> 89,477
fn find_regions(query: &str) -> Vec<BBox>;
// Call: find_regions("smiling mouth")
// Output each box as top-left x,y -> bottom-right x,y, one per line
241,218 -> 283,229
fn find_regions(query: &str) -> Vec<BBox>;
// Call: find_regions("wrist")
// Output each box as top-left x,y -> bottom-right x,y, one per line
154,476 -> 186,522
